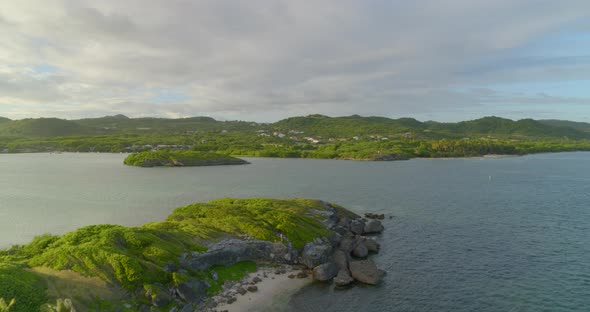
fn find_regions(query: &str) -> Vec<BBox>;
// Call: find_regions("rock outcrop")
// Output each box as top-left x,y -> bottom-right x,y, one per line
349,260 -> 386,285
312,262 -> 338,282
364,219 -> 384,234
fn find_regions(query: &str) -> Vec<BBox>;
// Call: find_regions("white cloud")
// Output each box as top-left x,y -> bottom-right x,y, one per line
0,0 -> 589,121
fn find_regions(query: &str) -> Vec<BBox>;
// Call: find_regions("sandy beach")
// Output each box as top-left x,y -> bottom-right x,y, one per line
215,267 -> 312,312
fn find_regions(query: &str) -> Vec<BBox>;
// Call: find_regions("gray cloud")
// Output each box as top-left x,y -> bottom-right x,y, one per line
0,0 -> 589,121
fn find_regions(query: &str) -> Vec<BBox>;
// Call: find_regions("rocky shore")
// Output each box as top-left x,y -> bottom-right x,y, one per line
147,202 -> 387,312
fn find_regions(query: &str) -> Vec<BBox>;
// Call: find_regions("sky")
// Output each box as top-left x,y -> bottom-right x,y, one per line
0,0 -> 589,122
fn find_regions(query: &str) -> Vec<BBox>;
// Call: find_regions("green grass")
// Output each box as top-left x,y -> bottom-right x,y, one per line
203,261 -> 257,295
8,225 -> 206,290
0,263 -> 47,312
166,198 -> 331,249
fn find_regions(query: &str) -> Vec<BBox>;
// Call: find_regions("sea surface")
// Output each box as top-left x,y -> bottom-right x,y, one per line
1,152 -> 589,311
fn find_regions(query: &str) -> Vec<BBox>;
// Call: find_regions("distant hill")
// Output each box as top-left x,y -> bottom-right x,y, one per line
0,118 -> 91,137
73,115 -> 255,132
272,115 -> 425,138
1,114 -> 588,140
272,115 -> 589,139
539,120 -> 590,133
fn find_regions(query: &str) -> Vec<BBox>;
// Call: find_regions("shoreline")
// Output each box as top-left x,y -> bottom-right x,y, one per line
212,266 -> 312,312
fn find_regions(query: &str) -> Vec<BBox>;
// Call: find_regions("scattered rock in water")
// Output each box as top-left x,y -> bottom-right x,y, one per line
364,219 -> 384,234
349,260 -> 385,285
333,270 -> 354,287
227,297 -> 237,304
364,213 -> 385,220
362,238 -> 380,253
288,274 -> 296,279
350,219 -> 365,235
247,285 -> 258,292
251,276 -> 262,284
312,262 -> 338,282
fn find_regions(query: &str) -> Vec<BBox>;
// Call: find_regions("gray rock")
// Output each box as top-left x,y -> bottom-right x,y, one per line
312,262 -> 338,282
349,260 -> 385,285
350,219 -> 365,235
176,280 -> 208,303
338,216 -> 352,228
333,270 -> 354,287
152,291 -> 172,307
338,236 -> 356,253
186,239 -> 290,271
300,242 -> 332,269
296,271 -> 308,278
363,238 -> 380,253
364,219 -> 384,234
352,242 -> 368,258
327,231 -> 342,247
236,286 -> 247,295
247,285 -> 258,292
180,304 -> 194,312
251,276 -> 262,284
332,250 -> 350,273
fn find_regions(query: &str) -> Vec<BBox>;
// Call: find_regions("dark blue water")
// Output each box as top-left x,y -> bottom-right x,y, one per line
1,152 -> 589,311
286,153 -> 590,312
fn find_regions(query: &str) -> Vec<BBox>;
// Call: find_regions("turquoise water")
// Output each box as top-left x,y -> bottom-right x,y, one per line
1,153 -> 589,311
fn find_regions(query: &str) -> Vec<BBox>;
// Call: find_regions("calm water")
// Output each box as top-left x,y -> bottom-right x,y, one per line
1,153 -> 589,311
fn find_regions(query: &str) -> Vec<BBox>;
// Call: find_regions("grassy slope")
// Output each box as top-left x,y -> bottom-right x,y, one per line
0,198 -> 337,309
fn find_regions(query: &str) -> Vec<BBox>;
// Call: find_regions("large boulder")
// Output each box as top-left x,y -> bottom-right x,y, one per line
333,270 -> 354,287
352,241 -> 368,258
333,250 -> 350,273
300,242 -> 332,269
362,237 -> 380,253
338,236 -> 356,253
364,220 -> 384,234
312,262 -> 338,282
349,260 -> 385,285
350,219 -> 365,235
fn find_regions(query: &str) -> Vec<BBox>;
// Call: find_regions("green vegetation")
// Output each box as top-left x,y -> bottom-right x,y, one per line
0,264 -> 47,312
202,261 -> 257,295
1,114 -> 590,159
124,150 -> 248,167
40,299 -> 75,312
0,198 -> 335,310
0,298 -> 15,312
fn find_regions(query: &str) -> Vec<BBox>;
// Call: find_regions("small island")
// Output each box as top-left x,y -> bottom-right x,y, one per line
123,151 -> 250,167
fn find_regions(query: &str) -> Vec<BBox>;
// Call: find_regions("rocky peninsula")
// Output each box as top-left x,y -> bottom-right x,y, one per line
0,198 -> 386,312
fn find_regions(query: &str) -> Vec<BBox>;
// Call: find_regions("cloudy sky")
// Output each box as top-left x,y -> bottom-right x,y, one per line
0,0 -> 589,122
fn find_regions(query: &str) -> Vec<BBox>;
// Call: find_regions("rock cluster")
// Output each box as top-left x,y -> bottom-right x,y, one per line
301,207 -> 387,287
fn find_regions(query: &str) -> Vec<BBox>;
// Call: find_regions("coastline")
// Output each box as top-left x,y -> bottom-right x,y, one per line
213,266 -> 312,312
